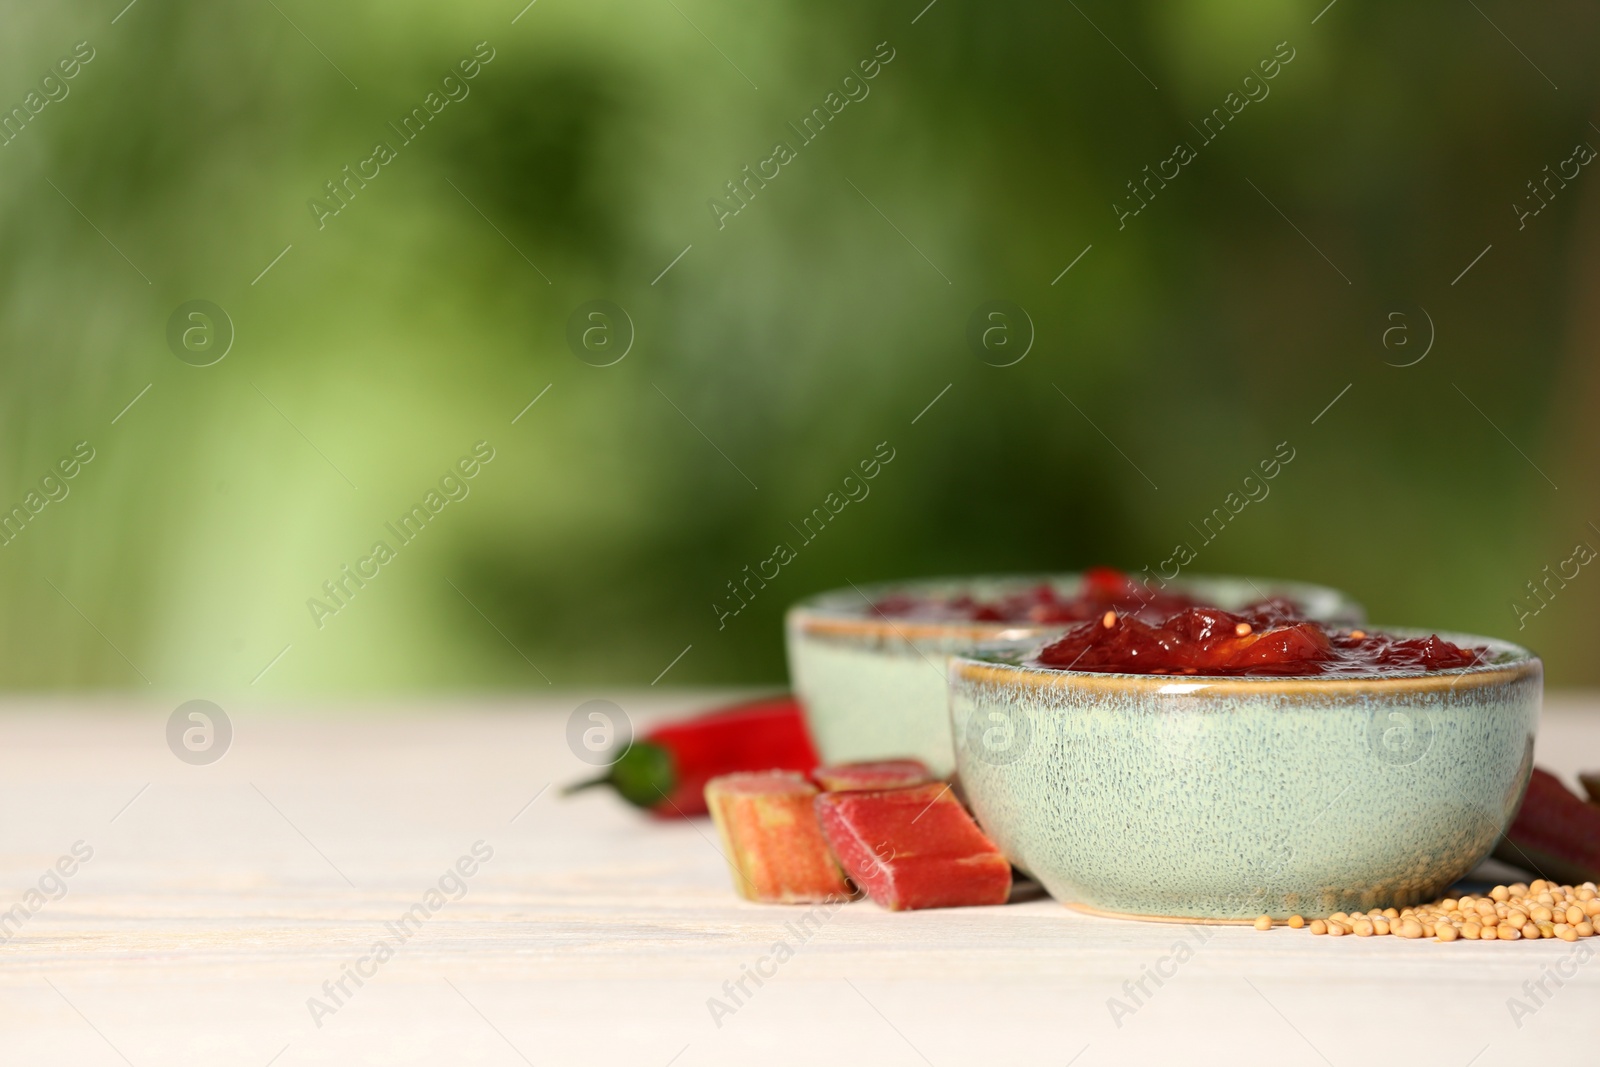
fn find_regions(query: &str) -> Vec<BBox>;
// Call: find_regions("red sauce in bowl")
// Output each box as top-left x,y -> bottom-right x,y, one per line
872,567 -> 1202,624
1032,603 -> 1489,677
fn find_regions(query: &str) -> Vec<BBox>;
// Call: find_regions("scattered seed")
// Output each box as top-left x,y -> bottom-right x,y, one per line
1284,881 -> 1600,946
1254,915 -> 1273,931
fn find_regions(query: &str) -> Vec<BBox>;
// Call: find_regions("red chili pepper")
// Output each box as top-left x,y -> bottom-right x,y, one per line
564,696 -> 819,817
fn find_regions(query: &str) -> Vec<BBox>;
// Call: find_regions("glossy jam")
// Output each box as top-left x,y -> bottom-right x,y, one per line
1032,603 -> 1490,677
873,567 -> 1201,624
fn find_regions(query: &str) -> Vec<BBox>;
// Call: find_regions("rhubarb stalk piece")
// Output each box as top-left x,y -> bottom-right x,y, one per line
814,784 -> 1011,911
1495,768 -> 1600,885
813,759 -> 933,792
705,772 -> 852,904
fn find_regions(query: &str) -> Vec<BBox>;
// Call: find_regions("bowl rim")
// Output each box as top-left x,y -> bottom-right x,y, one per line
949,626 -> 1541,696
787,572 -> 1363,643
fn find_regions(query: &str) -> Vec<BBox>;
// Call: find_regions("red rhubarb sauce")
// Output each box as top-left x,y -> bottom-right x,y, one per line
872,567 -> 1201,624
1031,602 -> 1490,677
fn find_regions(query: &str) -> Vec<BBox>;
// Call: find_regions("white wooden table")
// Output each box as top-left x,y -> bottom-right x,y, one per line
1,693 -> 1596,1066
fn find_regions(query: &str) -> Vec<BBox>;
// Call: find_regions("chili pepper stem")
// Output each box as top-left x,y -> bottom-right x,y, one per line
561,773 -> 614,797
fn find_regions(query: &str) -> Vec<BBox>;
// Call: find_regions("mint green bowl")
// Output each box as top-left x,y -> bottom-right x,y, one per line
785,574 -> 1363,778
948,631 -> 1541,922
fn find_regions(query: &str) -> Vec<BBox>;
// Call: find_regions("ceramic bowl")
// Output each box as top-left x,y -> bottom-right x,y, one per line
785,574 -> 1363,777
948,631 -> 1541,921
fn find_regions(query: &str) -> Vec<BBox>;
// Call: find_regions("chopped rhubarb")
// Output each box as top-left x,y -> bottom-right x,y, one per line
1495,768 -> 1600,885
705,772 -> 852,904
814,784 -> 1011,911
813,759 -> 934,792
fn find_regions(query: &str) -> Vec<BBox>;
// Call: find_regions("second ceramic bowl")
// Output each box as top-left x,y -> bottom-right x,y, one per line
948,632 -> 1541,920
785,573 -> 1363,777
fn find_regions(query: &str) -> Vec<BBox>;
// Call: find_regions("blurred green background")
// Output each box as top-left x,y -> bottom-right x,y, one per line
2,0 -> 1598,694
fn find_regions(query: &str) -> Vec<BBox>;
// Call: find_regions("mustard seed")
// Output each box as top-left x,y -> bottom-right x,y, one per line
1289,881 -> 1600,946
1254,915 -> 1273,931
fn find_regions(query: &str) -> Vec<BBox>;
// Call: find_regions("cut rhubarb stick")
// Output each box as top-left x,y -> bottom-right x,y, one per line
813,759 -> 934,792
814,784 -> 1011,911
705,772 -> 852,904
1494,768 -> 1600,885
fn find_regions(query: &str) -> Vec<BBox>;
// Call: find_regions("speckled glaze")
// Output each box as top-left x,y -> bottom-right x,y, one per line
786,574 -> 1363,778
949,632 -> 1542,921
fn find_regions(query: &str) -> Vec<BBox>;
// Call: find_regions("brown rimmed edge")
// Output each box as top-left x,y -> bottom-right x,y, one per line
949,653 -> 1542,699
